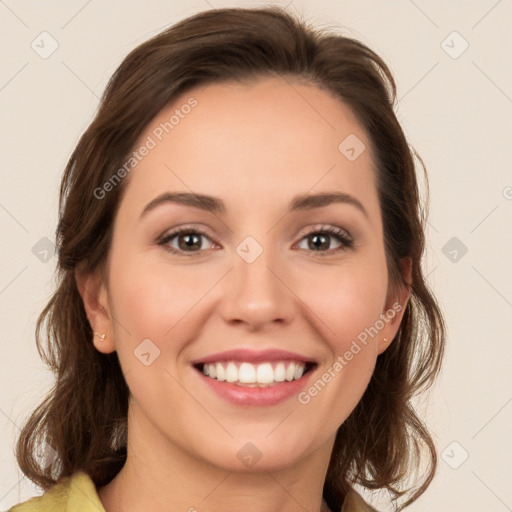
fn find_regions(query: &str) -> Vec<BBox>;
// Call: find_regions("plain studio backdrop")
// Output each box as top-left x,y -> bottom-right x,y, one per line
1,1 -> 511,510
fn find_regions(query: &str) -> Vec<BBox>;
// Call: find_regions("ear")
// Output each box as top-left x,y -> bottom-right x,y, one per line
377,257 -> 412,355
75,264 -> 116,354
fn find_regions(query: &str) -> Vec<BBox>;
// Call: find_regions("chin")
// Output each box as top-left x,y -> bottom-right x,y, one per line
196,432 -> 321,474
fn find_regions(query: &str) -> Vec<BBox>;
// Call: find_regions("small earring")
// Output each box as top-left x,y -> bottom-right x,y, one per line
383,337 -> 389,342
94,332 -> 106,341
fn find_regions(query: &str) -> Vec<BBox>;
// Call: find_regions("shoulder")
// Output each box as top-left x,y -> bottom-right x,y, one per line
8,471 -> 105,512
340,487 -> 378,512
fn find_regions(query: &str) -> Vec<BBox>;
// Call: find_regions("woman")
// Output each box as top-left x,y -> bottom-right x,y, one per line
10,6 -> 444,512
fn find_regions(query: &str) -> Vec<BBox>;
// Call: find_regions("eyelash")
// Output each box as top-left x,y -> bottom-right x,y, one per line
157,224 -> 354,258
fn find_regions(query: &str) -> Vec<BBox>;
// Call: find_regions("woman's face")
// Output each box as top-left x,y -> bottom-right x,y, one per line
82,76 -> 407,473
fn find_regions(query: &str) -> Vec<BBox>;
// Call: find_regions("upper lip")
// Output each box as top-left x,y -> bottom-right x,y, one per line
191,348 -> 317,365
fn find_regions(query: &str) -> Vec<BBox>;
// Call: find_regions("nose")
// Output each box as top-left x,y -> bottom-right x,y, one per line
218,244 -> 296,331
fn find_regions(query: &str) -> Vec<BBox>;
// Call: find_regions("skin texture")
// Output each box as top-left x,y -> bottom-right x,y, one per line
77,76 -> 409,512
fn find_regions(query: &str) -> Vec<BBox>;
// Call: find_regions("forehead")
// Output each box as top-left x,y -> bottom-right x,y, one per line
119,76 -> 380,221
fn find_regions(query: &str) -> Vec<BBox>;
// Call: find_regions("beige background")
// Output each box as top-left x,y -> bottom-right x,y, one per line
1,0 -> 511,510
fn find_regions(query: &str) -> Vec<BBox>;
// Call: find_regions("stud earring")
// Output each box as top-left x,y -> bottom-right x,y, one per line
383,337 -> 389,342
94,332 -> 106,341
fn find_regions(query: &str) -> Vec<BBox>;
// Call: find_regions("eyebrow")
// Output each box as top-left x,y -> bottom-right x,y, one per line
140,191 -> 368,219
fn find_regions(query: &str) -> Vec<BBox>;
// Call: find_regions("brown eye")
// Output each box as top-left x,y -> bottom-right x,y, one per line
158,225 -> 353,257
159,228 -> 215,254
295,226 -> 353,255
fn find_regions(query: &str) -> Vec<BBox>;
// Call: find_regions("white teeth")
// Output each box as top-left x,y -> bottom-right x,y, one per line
200,361 -> 307,386
256,363 -> 274,384
239,362 -> 256,383
294,364 -> 305,380
216,362 -> 226,381
274,362 -> 286,382
285,363 -> 296,381
226,362 -> 238,383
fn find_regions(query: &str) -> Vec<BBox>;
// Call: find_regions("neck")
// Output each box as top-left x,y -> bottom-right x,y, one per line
98,403 -> 336,512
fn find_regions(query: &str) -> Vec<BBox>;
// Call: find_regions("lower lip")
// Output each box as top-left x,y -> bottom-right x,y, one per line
195,367 -> 316,406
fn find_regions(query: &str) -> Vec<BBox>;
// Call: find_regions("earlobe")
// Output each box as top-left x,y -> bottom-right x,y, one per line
378,336 -> 392,353
75,266 -> 116,354
377,296 -> 408,355
377,257 -> 413,354
388,256 -> 412,313
400,256 -> 413,290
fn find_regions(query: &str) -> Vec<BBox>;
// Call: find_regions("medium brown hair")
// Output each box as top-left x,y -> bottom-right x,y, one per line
15,6 -> 445,510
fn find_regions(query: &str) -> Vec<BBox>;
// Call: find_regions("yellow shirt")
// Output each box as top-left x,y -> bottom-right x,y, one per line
8,471 -> 377,511
8,472 -> 104,512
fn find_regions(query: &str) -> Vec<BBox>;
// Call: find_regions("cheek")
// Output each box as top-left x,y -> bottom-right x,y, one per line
295,255 -> 389,351
106,255 -> 207,416
104,239 -> 390,451
110,252 -> 205,331
107,252 -> 224,367
108,243 -> 389,362
293,259 -> 389,423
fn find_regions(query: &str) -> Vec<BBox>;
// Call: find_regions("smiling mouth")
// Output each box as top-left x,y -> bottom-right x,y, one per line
193,360 -> 317,387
